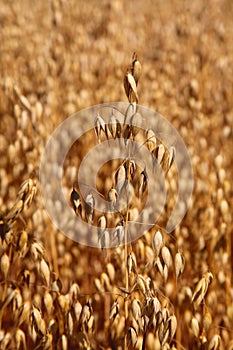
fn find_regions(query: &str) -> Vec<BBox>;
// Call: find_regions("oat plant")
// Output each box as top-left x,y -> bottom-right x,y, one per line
70,54 -> 181,350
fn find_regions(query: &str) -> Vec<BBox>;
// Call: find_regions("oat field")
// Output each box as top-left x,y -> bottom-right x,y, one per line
0,1 -> 233,349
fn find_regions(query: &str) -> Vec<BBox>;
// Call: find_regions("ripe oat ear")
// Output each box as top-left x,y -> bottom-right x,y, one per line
70,184 -> 82,216
124,54 -> 141,103
108,113 -> 121,139
131,53 -> 142,85
95,114 -> 106,143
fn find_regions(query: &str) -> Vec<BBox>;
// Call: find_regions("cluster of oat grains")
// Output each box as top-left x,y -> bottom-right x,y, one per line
1,0 -> 233,349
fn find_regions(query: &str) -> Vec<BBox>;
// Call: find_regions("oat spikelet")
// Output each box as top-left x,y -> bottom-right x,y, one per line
1,253 -> 10,278
39,259 -> 50,287
192,272 -> 213,309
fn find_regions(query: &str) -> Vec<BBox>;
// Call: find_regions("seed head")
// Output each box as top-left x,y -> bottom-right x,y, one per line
1,253 -> 10,278
152,230 -> 163,256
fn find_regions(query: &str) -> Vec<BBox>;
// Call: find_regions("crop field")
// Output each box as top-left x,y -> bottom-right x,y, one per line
0,0 -> 233,349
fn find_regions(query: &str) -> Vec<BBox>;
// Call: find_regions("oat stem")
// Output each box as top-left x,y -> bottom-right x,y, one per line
226,227 -> 232,308
175,279 -> 181,350
124,216 -> 129,350
49,228 -> 59,276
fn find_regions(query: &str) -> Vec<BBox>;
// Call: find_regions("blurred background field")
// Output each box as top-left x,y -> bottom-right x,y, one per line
0,0 -> 233,349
